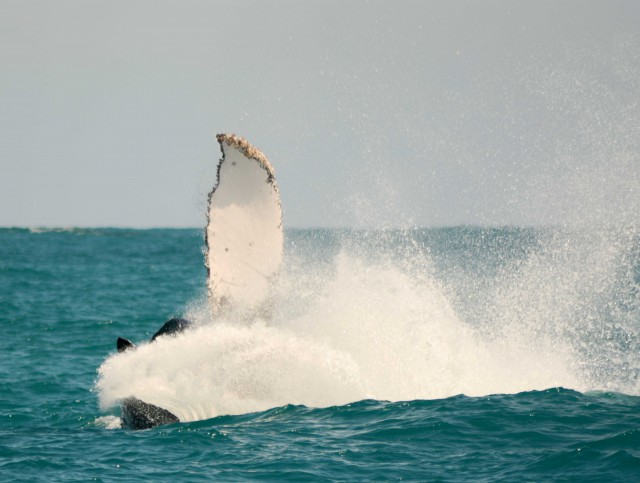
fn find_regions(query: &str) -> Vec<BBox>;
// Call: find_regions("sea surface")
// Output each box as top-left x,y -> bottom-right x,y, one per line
1,226 -> 639,481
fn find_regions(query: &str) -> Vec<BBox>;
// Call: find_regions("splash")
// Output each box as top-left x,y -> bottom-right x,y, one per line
96,226 -> 638,421
482,226 -> 640,395
97,319 -> 365,421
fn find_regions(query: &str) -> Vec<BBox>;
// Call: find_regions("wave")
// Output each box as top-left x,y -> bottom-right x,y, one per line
96,226 -> 639,421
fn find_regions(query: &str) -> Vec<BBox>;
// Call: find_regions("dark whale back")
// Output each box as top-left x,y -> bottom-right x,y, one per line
121,397 -> 179,430
116,318 -> 192,354
150,318 -> 192,341
117,318 -> 192,429
117,337 -> 134,353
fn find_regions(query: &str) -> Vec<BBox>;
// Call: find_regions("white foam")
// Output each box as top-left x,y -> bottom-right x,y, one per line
93,415 -> 122,430
97,320 -> 364,421
97,239 -> 613,422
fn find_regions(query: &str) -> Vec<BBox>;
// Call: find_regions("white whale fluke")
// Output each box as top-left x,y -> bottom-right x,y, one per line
205,134 -> 283,318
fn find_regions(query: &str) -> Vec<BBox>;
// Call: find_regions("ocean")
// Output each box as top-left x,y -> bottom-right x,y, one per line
1,226 -> 639,481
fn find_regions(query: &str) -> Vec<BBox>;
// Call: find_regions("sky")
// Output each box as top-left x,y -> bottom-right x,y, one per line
1,0 -> 639,228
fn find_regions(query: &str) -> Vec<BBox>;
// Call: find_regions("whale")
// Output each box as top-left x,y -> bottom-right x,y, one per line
121,395 -> 180,430
116,317 -> 192,354
117,318 -> 192,430
109,133 -> 284,430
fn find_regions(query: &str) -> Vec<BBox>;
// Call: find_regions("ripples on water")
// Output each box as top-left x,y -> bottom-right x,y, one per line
1,227 -> 639,480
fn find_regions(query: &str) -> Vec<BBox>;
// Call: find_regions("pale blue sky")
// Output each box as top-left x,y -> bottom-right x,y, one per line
1,0 -> 639,228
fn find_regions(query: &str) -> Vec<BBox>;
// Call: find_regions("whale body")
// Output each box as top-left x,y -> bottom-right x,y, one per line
121,396 -> 180,430
117,317 -> 192,354
116,318 -> 192,430
111,134 -> 284,430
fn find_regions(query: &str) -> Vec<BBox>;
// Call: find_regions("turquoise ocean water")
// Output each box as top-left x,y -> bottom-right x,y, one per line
1,227 -> 639,481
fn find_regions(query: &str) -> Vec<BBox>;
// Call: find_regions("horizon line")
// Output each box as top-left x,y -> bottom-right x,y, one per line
0,222 -> 599,231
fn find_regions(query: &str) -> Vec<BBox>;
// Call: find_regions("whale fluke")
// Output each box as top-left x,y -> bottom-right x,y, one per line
205,134 -> 283,317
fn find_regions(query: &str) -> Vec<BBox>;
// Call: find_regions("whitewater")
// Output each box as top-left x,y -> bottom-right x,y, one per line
96,225 -> 640,424
2,226 -> 639,480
